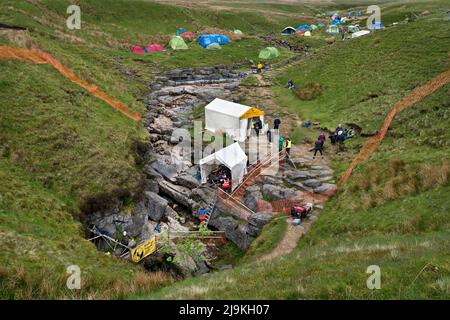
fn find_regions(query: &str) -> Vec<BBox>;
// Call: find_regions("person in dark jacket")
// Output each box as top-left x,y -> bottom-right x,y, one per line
274,118 -> 281,131
254,118 -> 262,136
318,132 -> 326,143
312,139 -> 324,159
266,128 -> 272,143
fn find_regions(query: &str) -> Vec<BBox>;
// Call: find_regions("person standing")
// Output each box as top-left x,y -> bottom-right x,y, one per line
318,132 -> 326,143
278,136 -> 284,153
312,138 -> 324,159
254,118 -> 262,137
267,127 -> 272,143
274,118 -> 281,131
257,62 -> 263,74
285,137 -> 292,157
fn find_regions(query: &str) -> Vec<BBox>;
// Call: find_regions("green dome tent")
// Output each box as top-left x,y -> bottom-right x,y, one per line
258,47 -> 280,60
169,36 -> 188,50
233,29 -> 243,35
206,43 -> 222,50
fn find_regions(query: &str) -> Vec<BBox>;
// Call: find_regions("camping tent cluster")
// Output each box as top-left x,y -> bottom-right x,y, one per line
131,43 -> 164,54
198,34 -> 230,49
282,22 -> 325,37
323,10 -> 378,36
131,28 -> 235,54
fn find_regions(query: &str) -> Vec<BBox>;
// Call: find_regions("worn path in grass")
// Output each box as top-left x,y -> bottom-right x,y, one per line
339,68 -> 450,185
0,46 -> 141,121
239,63 -> 335,262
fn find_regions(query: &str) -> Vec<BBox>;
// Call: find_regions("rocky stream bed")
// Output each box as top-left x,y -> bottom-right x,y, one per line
87,64 -> 336,276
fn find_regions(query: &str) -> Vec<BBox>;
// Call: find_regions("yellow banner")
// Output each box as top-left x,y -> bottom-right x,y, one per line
131,237 -> 157,263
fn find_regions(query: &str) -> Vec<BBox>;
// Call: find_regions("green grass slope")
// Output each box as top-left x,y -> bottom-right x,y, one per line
0,0 -> 302,298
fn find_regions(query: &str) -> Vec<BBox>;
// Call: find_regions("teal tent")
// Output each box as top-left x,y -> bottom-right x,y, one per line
206,43 -> 222,50
169,36 -> 188,50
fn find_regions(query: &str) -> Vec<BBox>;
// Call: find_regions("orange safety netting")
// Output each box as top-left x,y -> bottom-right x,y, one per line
0,46 -> 141,121
338,69 -> 450,185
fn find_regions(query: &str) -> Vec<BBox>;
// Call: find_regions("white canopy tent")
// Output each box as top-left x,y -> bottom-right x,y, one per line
204,98 -> 265,142
351,30 -> 371,38
199,142 -> 248,191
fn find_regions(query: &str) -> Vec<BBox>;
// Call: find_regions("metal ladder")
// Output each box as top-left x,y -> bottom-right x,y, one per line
203,195 -> 217,226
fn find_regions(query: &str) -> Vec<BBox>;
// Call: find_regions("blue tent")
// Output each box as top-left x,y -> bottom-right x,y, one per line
330,19 -> 343,25
197,34 -> 230,48
176,27 -> 186,35
296,24 -> 309,31
355,11 -> 362,17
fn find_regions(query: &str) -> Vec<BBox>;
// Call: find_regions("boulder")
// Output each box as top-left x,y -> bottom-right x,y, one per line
313,183 -> 337,195
262,184 -> 296,201
144,191 -> 168,222
246,212 -> 271,236
287,170 -> 314,180
158,180 -> 195,210
243,185 -> 262,212
150,155 -> 178,181
248,212 -> 271,229
145,178 -> 160,193
176,173 -> 201,189
190,186 -> 215,205
261,175 -> 284,186
303,179 -> 322,188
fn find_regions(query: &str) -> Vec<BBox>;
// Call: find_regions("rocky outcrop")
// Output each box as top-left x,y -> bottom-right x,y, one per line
262,184 -> 296,201
247,212 -> 271,237
243,185 -> 263,212
158,179 -> 196,211
208,214 -> 253,250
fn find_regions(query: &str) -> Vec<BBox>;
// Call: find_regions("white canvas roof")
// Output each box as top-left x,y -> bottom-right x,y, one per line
352,30 -> 371,38
199,142 -> 248,191
205,98 -> 264,142
205,98 -> 251,118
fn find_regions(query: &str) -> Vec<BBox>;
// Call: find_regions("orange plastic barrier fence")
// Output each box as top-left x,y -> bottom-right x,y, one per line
0,46 -> 141,121
339,69 -> 450,185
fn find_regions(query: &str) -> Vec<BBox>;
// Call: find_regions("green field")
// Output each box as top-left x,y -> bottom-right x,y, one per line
0,0 -> 449,299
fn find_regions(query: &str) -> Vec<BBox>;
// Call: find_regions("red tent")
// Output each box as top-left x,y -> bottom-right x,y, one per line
180,31 -> 194,39
131,45 -> 145,54
296,30 -> 306,35
146,44 -> 164,52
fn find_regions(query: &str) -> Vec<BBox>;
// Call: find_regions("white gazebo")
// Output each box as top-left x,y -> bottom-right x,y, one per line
204,98 -> 265,142
199,142 -> 248,191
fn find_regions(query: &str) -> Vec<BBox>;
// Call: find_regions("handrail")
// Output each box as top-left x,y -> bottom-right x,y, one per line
231,149 -> 285,197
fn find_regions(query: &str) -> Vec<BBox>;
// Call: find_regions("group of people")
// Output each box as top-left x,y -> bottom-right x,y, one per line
251,117 -> 263,136
209,165 -> 231,191
329,124 -> 355,144
278,136 -> 292,156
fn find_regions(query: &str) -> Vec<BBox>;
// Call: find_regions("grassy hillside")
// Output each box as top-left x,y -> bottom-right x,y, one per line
132,5 -> 450,299
1,0 -> 449,300
0,0 -> 300,299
